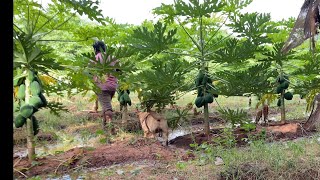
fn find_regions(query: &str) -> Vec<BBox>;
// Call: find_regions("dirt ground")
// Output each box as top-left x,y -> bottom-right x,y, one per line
13,138 -> 189,178
13,116 -> 317,179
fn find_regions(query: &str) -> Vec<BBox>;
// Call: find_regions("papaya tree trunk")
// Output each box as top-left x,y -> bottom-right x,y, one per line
280,90 -> 286,124
204,103 -> 210,136
303,93 -> 320,131
25,77 -> 35,162
121,104 -> 129,128
199,16 -> 210,137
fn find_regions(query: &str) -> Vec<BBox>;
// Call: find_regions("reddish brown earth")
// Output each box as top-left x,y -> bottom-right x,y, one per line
13,138 -> 187,178
169,121 -> 316,149
13,118 -> 316,179
13,107 -> 318,178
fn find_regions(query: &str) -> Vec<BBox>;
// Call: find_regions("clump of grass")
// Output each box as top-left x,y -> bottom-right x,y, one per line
191,134 -> 320,179
34,109 -> 89,132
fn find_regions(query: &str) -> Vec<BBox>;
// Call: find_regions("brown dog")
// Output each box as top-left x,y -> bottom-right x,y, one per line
255,109 -> 263,124
137,111 -> 169,146
255,104 -> 269,125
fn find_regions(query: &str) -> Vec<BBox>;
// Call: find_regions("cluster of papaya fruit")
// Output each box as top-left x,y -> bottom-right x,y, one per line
275,74 -> 293,107
14,71 -> 47,135
118,89 -> 132,106
194,71 -> 218,108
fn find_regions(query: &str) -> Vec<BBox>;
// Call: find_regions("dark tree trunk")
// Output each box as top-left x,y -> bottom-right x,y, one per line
303,93 -> 320,131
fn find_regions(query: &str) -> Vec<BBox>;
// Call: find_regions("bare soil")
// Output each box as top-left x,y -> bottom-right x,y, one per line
170,121 -> 316,149
13,138 -> 188,178
14,119 -> 316,179
13,108 -> 317,179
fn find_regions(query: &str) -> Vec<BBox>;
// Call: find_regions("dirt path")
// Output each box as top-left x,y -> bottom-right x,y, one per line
13,138 -> 187,178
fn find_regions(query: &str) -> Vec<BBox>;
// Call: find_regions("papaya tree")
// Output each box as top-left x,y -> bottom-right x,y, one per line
259,42 -> 297,124
135,54 -> 191,112
214,12 -> 282,98
127,21 -> 191,113
213,12 -> 302,125
152,0 -> 259,136
13,0 -> 105,162
50,15 -> 141,128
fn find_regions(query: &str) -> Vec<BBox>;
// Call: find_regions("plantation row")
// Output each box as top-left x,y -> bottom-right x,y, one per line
13,0 -> 319,162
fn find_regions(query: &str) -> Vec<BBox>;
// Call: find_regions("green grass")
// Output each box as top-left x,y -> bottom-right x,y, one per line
38,134 -> 320,180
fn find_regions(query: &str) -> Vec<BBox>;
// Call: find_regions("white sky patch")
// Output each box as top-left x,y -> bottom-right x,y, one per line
242,0 -> 303,21
34,0 -> 303,24
100,0 -> 303,24
99,0 -> 173,25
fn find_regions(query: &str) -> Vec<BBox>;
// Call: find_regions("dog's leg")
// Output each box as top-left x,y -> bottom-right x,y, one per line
150,133 -> 155,138
263,105 -> 269,126
163,129 -> 169,146
255,110 -> 262,124
143,131 -> 148,138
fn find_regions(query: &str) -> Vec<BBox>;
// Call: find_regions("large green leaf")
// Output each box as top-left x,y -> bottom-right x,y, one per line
215,62 -> 277,96
228,12 -> 278,45
129,21 -> 178,57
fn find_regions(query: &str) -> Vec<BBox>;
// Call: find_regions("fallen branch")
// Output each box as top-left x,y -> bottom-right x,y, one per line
54,152 -> 84,174
13,157 -> 22,168
298,123 -> 308,135
54,158 -> 70,174
13,168 -> 28,178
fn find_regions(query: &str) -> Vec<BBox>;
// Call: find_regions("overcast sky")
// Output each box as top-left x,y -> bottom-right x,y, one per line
99,0 -> 303,25
37,0 -> 304,25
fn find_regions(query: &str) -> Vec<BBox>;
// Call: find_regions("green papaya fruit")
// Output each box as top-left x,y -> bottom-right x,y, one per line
30,81 -> 41,95
277,99 -> 281,107
202,74 -> 208,85
34,75 -> 43,92
195,97 -> 204,108
280,81 -> 289,89
119,94 -> 125,105
284,92 -> 293,100
28,71 -> 36,82
15,114 -> 27,128
29,96 -> 43,109
204,94 -> 214,103
277,75 -> 289,83
19,100 -> 25,107
20,104 -> 34,118
196,71 -> 204,86
123,92 -> 131,103
276,86 -> 283,94
195,77 -> 201,87
17,84 -> 26,100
